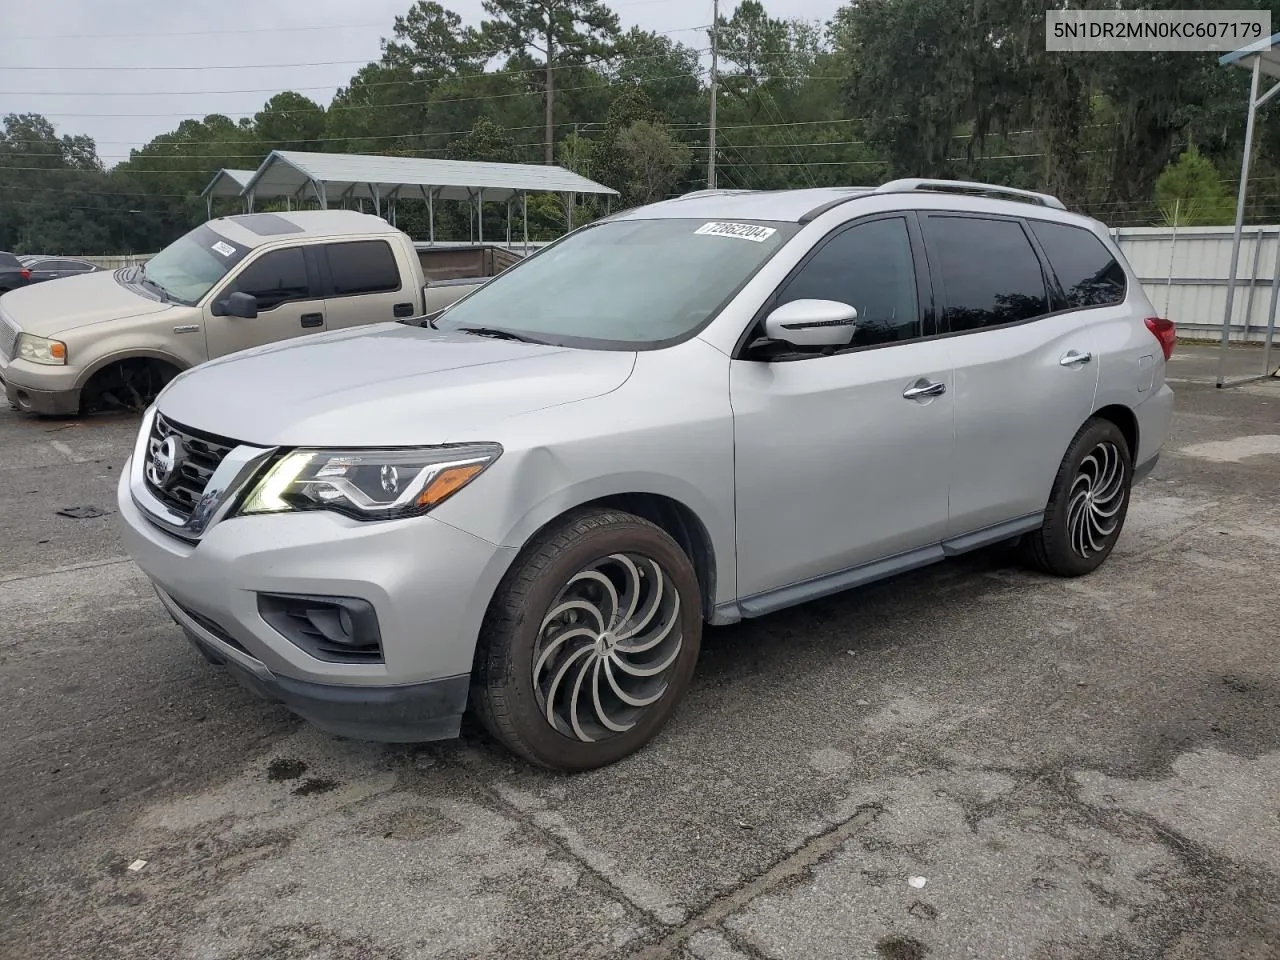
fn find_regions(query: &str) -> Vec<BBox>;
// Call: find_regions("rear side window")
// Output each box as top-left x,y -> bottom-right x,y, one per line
0,252 -> 21,269
926,216 -> 1049,332
229,247 -> 313,311
1029,220 -> 1127,308
324,240 -> 400,296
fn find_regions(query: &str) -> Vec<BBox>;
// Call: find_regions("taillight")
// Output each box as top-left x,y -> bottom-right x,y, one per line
1145,316 -> 1175,361
19,269 -> 30,281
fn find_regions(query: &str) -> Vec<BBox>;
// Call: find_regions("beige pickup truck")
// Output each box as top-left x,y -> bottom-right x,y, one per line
0,209 -> 514,415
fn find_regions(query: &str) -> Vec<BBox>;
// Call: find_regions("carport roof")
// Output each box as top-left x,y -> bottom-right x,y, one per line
240,149 -> 619,204
200,168 -> 255,199
1219,33 -> 1280,78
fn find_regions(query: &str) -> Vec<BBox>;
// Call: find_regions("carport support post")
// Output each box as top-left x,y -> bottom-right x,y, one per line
1243,226 -> 1267,340
419,186 -> 436,245
506,199 -> 512,247
523,192 -> 530,255
206,195 -> 213,221
477,187 -> 485,244
1220,55 -> 1263,386
1264,231 -> 1280,378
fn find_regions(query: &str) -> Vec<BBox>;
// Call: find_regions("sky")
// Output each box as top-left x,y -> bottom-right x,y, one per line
0,0 -> 837,166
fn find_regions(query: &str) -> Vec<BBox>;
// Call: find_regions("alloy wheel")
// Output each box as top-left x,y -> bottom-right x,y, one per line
1066,441 -> 1126,558
532,552 -> 683,743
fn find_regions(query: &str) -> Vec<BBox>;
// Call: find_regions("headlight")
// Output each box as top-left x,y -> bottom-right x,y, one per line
16,333 -> 67,365
238,443 -> 502,520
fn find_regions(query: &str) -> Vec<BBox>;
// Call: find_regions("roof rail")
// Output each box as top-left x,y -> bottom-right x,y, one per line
875,178 -> 1066,210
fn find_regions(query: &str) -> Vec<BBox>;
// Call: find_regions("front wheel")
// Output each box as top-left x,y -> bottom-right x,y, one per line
471,508 -> 703,771
1024,418 -> 1133,577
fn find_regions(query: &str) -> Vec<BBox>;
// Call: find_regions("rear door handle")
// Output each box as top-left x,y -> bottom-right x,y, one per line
300,313 -> 324,329
1060,350 -> 1092,367
903,378 -> 947,401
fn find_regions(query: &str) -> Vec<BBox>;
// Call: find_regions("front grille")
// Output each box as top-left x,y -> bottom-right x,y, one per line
144,413 -> 238,519
0,311 -> 19,361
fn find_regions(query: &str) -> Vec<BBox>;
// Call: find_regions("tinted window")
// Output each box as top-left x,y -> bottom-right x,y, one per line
927,216 -> 1049,332
229,248 -> 312,311
1029,220 -> 1126,308
325,241 -> 400,296
0,252 -> 22,269
775,217 -> 921,347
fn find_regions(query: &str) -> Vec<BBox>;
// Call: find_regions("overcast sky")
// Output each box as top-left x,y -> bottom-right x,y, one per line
0,0 -> 837,165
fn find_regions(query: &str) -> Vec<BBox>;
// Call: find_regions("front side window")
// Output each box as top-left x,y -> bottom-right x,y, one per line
227,247 -> 312,311
434,218 -> 799,349
142,224 -> 249,305
773,217 -> 922,348
926,216 -> 1049,332
1029,220 -> 1127,308
324,240 -> 400,296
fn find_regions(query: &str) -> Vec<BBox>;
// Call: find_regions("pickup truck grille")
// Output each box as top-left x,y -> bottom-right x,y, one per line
0,311 -> 19,361
144,414 -> 237,519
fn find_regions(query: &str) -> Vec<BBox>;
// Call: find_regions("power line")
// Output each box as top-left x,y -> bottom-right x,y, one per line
4,47 -> 714,98
20,71 -> 706,119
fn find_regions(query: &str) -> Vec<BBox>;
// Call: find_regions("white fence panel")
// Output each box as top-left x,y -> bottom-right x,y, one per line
1113,225 -> 1280,343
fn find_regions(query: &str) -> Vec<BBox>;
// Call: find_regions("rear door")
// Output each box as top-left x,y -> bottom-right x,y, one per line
317,239 -> 419,330
203,245 -> 327,358
920,213 -> 1100,538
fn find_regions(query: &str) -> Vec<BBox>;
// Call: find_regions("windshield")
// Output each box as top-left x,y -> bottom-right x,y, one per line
434,218 -> 799,348
141,224 -> 249,305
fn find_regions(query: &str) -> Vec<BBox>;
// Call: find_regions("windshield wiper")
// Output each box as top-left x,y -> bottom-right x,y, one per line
136,270 -> 172,302
456,326 -> 548,345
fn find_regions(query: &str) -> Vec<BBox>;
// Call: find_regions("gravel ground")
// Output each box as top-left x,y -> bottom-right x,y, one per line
1,343 -> 1278,960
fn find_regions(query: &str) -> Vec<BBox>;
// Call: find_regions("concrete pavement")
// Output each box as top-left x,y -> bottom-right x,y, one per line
1,344 -> 1278,960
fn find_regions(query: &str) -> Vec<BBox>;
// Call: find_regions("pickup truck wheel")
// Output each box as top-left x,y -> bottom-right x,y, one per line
1023,418 -> 1133,577
471,508 -> 702,771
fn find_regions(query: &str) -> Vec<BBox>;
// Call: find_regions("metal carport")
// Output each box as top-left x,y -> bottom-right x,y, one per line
235,150 -> 619,248
1218,34 -> 1280,386
199,169 -> 255,220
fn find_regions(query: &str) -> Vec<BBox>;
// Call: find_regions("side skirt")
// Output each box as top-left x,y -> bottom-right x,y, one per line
712,512 -> 1045,624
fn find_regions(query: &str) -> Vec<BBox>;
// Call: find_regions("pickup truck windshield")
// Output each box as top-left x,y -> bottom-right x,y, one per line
141,224 -> 249,305
434,218 -> 799,348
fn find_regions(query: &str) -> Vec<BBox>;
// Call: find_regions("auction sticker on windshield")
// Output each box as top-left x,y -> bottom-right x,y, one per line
695,222 -> 778,243
211,241 -> 237,257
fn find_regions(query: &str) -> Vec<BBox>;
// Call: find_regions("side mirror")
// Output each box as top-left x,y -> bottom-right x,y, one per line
220,291 -> 259,319
763,299 -> 858,348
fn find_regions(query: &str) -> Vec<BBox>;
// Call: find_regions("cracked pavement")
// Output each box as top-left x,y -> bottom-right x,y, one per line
1,345 -> 1279,959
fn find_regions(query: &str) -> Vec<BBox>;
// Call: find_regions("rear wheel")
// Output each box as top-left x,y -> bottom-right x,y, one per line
471,508 -> 702,771
1024,418 -> 1133,577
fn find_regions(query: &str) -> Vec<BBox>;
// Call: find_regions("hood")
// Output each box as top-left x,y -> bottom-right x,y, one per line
155,322 -> 638,447
0,268 -> 174,336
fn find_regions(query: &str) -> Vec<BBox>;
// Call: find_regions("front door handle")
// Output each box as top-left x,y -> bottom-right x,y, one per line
903,378 -> 947,401
393,302 -> 415,318
300,313 -> 324,329
1060,350 -> 1092,367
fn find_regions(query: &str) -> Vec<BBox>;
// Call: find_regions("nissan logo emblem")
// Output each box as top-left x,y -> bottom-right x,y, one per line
146,435 -> 185,489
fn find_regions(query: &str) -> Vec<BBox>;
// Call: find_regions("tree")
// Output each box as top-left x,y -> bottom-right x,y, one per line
253,92 -> 325,152
446,116 -> 518,163
382,1 -> 485,77
1154,146 -> 1233,225
480,0 -> 620,164
615,120 -> 692,206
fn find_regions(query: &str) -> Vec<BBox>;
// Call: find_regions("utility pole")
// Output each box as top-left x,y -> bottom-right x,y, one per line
708,0 -> 719,190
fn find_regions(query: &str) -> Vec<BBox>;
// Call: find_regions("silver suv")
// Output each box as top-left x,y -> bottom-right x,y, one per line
117,179 -> 1175,771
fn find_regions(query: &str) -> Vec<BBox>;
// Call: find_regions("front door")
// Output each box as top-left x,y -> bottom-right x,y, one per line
203,245 -> 326,358
731,214 -> 954,601
918,213 -> 1101,537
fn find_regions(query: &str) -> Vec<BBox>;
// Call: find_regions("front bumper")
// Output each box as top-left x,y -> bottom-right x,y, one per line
164,590 -> 471,741
117,460 -> 518,741
0,358 -> 80,415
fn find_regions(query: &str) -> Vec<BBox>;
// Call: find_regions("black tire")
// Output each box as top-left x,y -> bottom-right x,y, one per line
471,508 -> 703,772
1023,417 -> 1133,577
